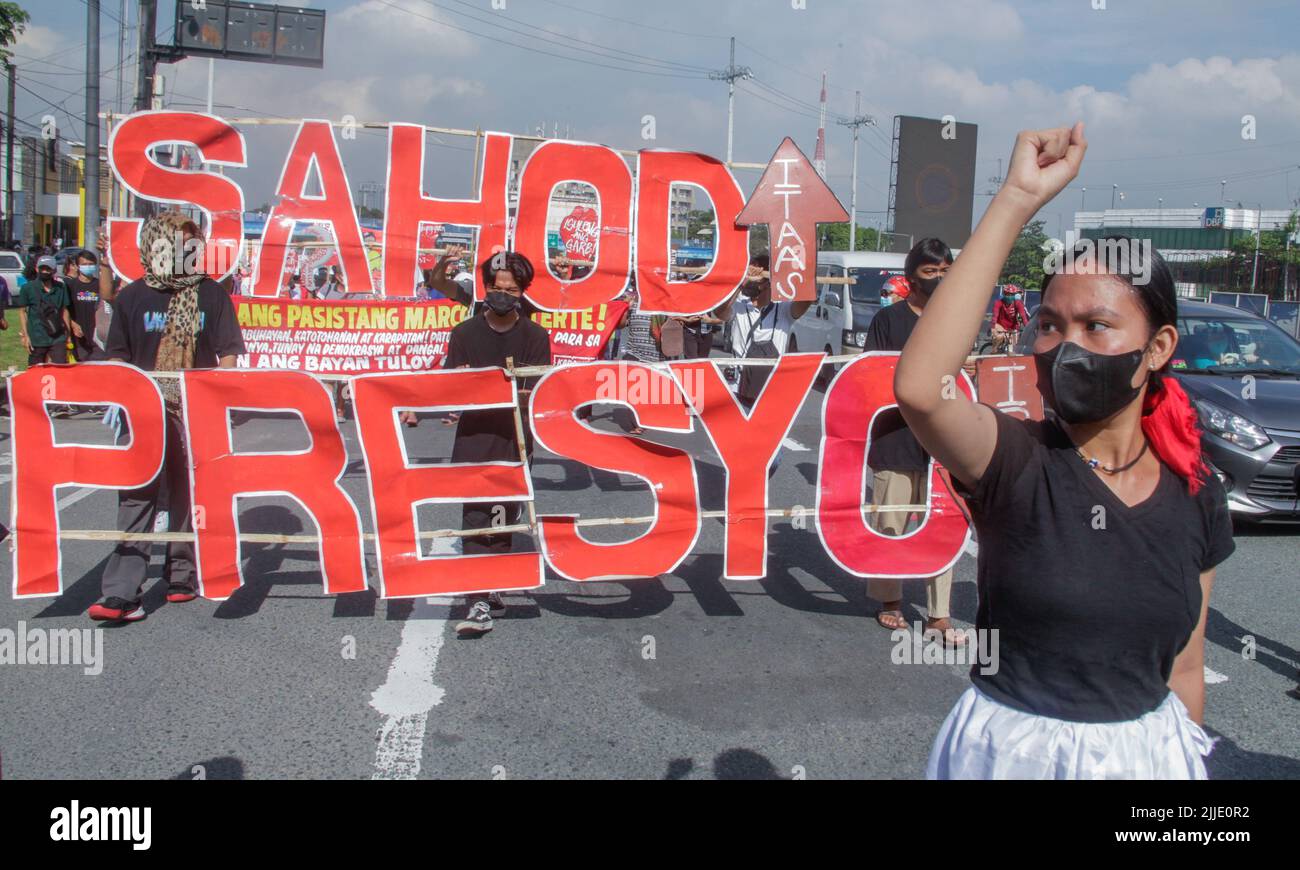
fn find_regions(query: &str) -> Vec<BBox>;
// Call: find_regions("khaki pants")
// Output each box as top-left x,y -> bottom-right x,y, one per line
866,469 -> 954,619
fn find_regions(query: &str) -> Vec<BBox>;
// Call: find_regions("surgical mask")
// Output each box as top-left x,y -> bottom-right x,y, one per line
880,295 -> 894,307
1034,341 -> 1147,425
485,289 -> 520,316
79,264 -> 98,277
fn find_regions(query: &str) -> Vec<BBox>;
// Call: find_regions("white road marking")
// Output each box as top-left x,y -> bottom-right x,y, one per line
963,540 -> 979,558
1204,666 -> 1229,684
369,597 -> 453,779
56,487 -> 100,511
780,437 -> 810,452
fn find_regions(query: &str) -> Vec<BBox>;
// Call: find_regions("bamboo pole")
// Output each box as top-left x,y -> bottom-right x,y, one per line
97,112 -> 768,170
51,502 -> 936,545
505,355 -> 538,532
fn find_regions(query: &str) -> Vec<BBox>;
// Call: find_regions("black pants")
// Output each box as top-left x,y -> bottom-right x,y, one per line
28,344 -> 68,365
100,409 -> 196,603
461,501 -> 522,556
680,327 -> 712,359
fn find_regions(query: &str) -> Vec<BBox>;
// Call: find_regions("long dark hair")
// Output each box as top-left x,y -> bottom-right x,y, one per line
1041,236 -> 1208,493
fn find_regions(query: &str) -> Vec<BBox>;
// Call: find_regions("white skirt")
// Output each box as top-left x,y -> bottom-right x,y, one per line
926,685 -> 1215,780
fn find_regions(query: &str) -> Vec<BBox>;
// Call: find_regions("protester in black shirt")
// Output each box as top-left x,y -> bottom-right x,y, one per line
66,249 -> 104,361
91,212 -> 246,624
411,250 -> 551,636
895,124 -> 1233,778
863,238 -> 964,646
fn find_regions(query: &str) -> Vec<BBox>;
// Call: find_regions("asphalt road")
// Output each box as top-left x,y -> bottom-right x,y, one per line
1,374 -> 1297,780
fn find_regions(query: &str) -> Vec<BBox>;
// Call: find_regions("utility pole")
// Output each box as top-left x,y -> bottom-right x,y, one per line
708,37 -> 751,166
1251,205 -> 1262,292
836,91 -> 875,252
4,63 -> 13,244
133,0 -> 157,218
85,0 -> 101,251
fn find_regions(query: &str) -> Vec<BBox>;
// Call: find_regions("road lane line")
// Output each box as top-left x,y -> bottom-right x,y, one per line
369,594 -> 453,779
56,487 -> 100,511
780,437 -> 810,452
1204,666 -> 1229,684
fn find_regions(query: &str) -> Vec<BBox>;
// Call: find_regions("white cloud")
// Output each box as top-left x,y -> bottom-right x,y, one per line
334,0 -> 477,60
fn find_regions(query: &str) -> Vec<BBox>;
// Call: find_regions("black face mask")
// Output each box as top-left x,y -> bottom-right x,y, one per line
1034,341 -> 1147,425
485,289 -> 520,316
912,275 -> 941,299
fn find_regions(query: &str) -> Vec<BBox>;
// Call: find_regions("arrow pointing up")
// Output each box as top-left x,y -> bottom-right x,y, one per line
735,137 -> 849,303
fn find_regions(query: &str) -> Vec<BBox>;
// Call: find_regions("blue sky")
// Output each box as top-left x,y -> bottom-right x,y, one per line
15,0 -> 1300,238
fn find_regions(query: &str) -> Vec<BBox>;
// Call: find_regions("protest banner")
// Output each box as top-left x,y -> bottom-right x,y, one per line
5,352 -> 1013,601
232,297 -> 627,373
19,111 -> 1001,604
102,110 -> 807,314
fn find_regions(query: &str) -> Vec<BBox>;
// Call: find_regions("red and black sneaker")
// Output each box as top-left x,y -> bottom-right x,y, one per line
88,597 -> 145,622
165,585 -> 198,604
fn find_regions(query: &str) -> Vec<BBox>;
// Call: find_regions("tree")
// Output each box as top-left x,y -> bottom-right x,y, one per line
817,221 -> 881,252
1000,219 -> 1050,289
686,209 -> 716,240
0,3 -> 29,64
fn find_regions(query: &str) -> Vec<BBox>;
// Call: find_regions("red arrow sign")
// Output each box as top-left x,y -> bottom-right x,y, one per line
735,137 -> 849,302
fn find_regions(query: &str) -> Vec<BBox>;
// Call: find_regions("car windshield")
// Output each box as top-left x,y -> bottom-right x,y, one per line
848,267 -> 906,302
1174,315 -> 1300,376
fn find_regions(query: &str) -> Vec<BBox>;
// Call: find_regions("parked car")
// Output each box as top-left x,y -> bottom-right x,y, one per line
0,250 -> 23,305
1016,300 -> 1300,522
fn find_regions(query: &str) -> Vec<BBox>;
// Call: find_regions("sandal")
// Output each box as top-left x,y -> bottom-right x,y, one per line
924,618 -> 969,648
876,606 -> 908,631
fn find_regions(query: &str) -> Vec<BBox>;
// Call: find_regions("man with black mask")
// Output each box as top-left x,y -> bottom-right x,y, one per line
862,237 -> 967,647
17,255 -> 78,364
429,250 -> 551,636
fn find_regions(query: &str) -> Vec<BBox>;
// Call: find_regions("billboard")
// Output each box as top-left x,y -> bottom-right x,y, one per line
888,116 -> 978,253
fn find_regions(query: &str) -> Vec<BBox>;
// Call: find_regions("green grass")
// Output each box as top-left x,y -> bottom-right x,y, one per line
0,320 -> 27,373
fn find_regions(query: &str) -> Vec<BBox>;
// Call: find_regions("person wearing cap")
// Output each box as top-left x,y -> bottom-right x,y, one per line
17,255 -> 77,364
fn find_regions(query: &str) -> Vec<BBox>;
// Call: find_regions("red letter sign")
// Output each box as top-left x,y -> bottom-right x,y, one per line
383,125 -> 512,299
735,137 -> 849,303
182,370 -> 368,600
671,354 -> 822,578
514,141 -> 633,311
352,369 -> 542,598
636,150 -> 749,315
9,363 -> 165,597
254,120 -> 372,296
816,354 -> 971,577
107,111 -> 246,283
530,362 -> 699,580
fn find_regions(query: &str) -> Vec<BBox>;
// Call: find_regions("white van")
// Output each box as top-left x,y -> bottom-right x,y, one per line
790,251 -> 908,357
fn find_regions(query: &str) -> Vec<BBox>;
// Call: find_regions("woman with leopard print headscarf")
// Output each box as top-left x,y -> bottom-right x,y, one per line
91,211 -> 247,624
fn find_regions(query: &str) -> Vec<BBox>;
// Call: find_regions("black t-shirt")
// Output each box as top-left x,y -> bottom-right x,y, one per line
106,277 -> 246,369
67,275 -> 100,343
953,408 -> 1236,723
444,311 -> 552,462
864,301 -> 928,471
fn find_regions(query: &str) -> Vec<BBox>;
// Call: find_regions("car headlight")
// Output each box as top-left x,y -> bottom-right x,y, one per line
842,329 -> 867,348
1194,399 -> 1271,450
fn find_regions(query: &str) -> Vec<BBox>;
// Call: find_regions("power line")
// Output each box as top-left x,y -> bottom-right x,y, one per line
434,0 -> 716,74
382,0 -> 710,79
534,0 -> 727,40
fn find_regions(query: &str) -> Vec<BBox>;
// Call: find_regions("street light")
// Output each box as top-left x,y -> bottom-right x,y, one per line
1081,186 -> 1087,210
1111,183 -> 1118,210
